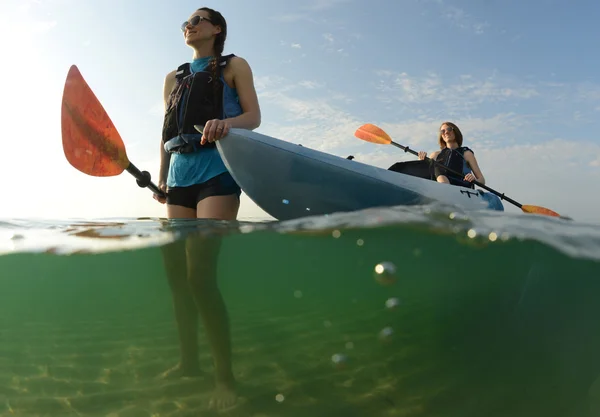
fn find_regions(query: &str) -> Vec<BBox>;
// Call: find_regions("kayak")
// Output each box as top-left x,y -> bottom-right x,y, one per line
216,129 -> 504,221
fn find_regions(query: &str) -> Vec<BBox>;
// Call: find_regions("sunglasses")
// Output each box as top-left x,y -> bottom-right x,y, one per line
440,127 -> 454,134
181,15 -> 212,32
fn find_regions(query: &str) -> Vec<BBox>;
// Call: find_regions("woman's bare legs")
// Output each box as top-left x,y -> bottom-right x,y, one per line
160,195 -> 240,410
160,205 -> 201,377
191,195 -> 239,409
436,174 -> 450,184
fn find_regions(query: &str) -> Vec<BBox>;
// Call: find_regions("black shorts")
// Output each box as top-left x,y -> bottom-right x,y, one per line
166,172 -> 242,209
446,175 -> 475,188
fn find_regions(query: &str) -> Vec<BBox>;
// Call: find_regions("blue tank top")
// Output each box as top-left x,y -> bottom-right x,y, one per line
166,56 -> 243,188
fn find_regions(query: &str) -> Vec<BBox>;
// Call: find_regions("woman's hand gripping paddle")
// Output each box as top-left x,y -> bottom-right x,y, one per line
354,123 -> 561,218
61,65 -> 165,199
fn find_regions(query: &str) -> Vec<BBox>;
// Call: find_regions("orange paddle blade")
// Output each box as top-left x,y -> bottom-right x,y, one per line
61,65 -> 129,177
355,123 -> 392,145
521,205 -> 561,217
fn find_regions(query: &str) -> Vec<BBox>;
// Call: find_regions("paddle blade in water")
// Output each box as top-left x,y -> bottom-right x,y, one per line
355,124 -> 392,145
521,205 -> 561,217
61,65 -> 129,177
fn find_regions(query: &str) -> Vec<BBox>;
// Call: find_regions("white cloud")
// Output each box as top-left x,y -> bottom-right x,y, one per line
270,13 -> 310,23
323,33 -> 335,43
291,43 -> 302,49
298,80 -> 323,89
430,0 -> 490,35
258,98 -> 359,151
375,70 -> 539,108
306,0 -> 351,11
576,83 -> 600,101
254,75 -> 298,100
270,0 -> 351,22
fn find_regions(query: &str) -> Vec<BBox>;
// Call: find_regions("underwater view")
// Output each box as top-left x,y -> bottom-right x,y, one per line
1,204 -> 600,417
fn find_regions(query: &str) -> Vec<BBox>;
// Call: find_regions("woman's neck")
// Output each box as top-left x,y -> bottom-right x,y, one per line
191,43 -> 215,60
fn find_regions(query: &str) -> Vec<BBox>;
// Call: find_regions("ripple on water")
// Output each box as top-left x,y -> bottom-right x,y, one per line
0,204 -> 598,260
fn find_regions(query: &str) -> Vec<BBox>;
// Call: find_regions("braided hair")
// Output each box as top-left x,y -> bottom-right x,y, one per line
198,7 -> 227,105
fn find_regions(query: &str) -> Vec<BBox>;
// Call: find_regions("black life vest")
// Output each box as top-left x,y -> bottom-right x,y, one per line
162,54 -> 235,154
435,146 -> 474,188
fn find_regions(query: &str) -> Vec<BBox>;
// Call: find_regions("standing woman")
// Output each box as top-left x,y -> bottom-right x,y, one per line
153,7 -> 261,410
418,121 -> 485,188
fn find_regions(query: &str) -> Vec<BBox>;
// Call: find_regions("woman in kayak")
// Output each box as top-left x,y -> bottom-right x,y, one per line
152,6 -> 261,410
418,122 -> 485,188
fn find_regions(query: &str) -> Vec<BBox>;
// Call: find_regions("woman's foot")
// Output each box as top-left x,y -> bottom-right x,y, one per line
208,371 -> 237,410
158,362 -> 205,380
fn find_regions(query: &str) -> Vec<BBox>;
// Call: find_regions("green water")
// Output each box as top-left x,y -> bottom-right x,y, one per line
1,208 -> 600,417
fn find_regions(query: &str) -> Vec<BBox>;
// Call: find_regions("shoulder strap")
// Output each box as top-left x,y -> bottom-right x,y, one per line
219,54 -> 236,67
458,146 -> 473,155
175,63 -> 191,80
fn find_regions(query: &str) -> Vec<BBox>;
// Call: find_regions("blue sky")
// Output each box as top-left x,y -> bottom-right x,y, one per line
1,0 -> 599,223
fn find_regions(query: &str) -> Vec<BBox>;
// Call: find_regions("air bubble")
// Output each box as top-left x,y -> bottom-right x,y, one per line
385,297 -> 400,310
331,353 -> 348,368
374,262 -> 397,286
379,326 -> 394,342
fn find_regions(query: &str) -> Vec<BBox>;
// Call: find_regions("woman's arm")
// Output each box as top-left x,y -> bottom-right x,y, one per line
463,151 -> 485,184
158,71 -> 176,184
226,56 -> 261,129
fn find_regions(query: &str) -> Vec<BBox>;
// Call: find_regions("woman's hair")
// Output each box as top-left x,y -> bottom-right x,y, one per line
198,7 -> 227,102
437,121 -> 463,149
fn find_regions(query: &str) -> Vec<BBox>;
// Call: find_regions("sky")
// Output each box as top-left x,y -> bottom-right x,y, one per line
1,0 -> 599,224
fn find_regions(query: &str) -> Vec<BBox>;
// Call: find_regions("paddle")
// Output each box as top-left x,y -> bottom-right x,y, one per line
61,65 -> 165,199
354,123 -> 561,218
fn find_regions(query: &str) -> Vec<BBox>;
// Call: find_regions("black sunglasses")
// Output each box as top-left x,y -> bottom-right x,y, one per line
181,15 -> 212,32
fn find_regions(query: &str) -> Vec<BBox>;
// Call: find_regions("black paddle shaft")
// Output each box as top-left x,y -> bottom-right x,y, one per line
125,162 -> 166,199
390,141 -> 522,208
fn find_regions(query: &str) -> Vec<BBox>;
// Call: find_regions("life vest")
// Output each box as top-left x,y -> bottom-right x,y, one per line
435,146 -> 474,188
162,54 -> 235,154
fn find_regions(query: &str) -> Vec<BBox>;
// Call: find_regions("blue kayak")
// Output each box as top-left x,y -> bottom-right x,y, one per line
215,129 -> 504,221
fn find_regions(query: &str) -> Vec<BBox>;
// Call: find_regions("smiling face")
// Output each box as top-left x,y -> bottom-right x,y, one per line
440,124 -> 455,143
437,122 -> 463,148
181,9 -> 221,47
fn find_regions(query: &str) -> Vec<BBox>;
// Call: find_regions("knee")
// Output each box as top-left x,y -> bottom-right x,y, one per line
188,274 -> 219,298
436,175 -> 449,184
187,261 -> 219,292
